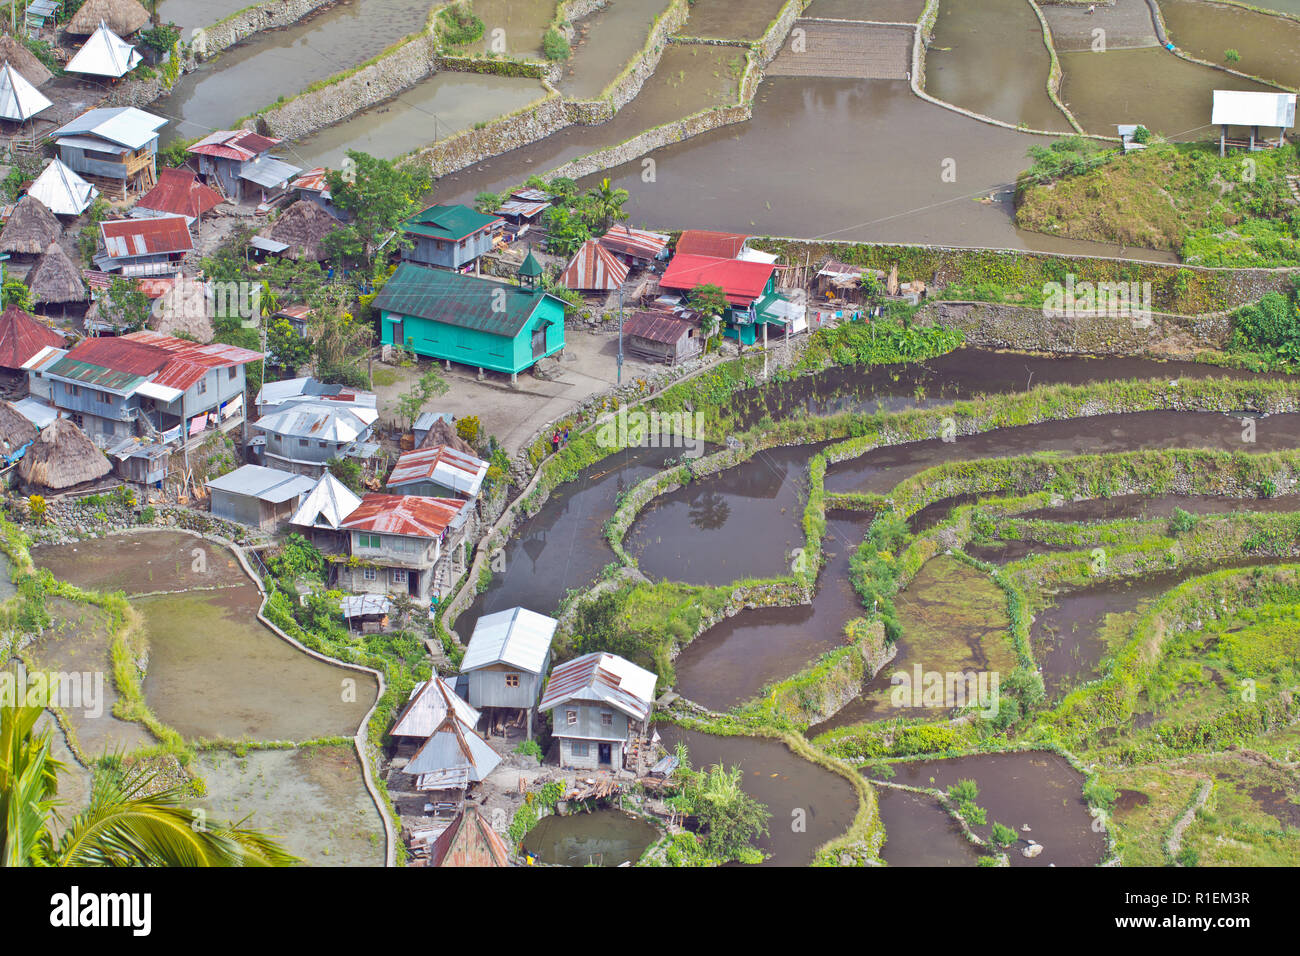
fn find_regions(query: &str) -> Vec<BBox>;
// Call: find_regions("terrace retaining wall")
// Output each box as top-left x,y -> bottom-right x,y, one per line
199,0 -> 340,60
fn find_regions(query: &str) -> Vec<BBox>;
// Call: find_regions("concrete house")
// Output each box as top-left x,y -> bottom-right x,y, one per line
386,444 -> 488,500
247,400 -> 378,477
187,129 -> 301,204
374,258 -> 566,381
337,493 -> 468,603
658,254 -> 781,346
539,652 -> 656,771
51,106 -> 166,199
253,375 -> 376,417
206,463 -> 314,530
460,607 -> 557,739
399,203 -> 501,271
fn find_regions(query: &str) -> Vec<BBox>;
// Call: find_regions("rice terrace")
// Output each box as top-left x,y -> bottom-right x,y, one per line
0,0 -> 1294,936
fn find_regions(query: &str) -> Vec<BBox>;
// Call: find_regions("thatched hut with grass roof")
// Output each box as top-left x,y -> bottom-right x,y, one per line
418,416 -> 476,455
0,195 -> 61,256
0,36 -> 53,87
260,200 -> 340,262
19,418 -> 111,491
67,0 -> 150,37
149,275 -> 213,343
0,399 -> 38,459
27,242 -> 87,306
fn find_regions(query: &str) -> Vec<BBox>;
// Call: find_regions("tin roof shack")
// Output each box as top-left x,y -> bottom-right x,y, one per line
95,215 -> 192,275
424,807 -> 511,867
28,330 -> 260,483
374,261 -> 566,382
29,160 -> 98,218
539,652 -> 656,773
561,239 -> 628,292
399,204 -> 501,272
390,677 -> 481,753
338,493 -> 468,605
288,471 -> 361,552
1213,90 -> 1297,155
0,305 -> 63,392
248,399 -> 378,478
132,167 -> 223,225
622,310 -> 701,365
187,130 -> 302,205
495,187 -> 552,229
675,230 -> 754,259
254,375 -> 376,417
52,107 -> 166,199
461,606 -> 556,741
598,225 -> 670,271
0,61 -> 52,124
386,444 -> 488,500
659,254 -> 780,346
206,463 -> 314,530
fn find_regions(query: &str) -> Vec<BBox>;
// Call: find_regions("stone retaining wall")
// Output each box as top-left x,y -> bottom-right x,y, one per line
200,0 -> 339,60
406,90 -> 567,178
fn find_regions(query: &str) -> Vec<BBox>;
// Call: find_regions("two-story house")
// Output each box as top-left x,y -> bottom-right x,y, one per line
337,493 -> 468,603
399,204 -> 501,272
51,106 -> 167,199
187,129 -> 301,205
658,253 -> 782,346
95,215 -> 193,276
460,607 -> 556,741
538,652 -> 657,771
247,400 -> 378,477
25,330 -> 261,483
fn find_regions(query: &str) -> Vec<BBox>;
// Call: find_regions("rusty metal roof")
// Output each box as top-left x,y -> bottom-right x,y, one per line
387,444 -> 488,497
135,167 -> 223,220
675,229 -> 753,259
539,652 -> 657,722
342,493 -> 465,538
598,224 -> 669,260
187,129 -> 280,162
561,239 -> 628,291
100,215 -> 193,259
0,305 -> 63,370
622,309 -> 696,345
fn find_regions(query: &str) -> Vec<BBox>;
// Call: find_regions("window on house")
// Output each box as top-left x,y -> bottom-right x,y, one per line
505,674 -> 519,688
358,533 -> 381,549
600,712 -> 613,726
196,378 -> 206,395
571,742 -> 589,757
298,438 -> 308,447
391,569 -> 407,584
566,710 -> 578,726
362,568 -> 377,581
228,367 -> 237,380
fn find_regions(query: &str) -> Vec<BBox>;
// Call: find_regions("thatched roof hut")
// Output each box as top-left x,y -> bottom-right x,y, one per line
262,200 -> 340,262
0,195 -> 61,256
0,36 -> 53,87
67,0 -> 151,37
0,399 -> 38,457
19,418 -> 111,491
149,275 -> 213,342
27,242 -> 87,305
419,416 -> 476,455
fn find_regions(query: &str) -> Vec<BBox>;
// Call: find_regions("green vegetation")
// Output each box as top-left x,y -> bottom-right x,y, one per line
658,746 -> 769,865
436,3 -> 486,47
543,26 -> 571,61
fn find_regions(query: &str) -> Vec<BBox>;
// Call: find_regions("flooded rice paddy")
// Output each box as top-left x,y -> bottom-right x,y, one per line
158,0 -> 253,31
560,0 -> 674,99
681,0 -> 788,39
874,787 -> 982,866
470,0 -> 556,57
1159,0 -> 1300,89
805,0 -> 927,21
522,809 -> 660,866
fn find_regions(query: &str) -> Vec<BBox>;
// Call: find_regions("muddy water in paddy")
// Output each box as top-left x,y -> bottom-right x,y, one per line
158,0 -> 252,31
293,74 -> 544,169
457,445 -> 683,638
681,0 -> 788,39
560,0 -> 673,99
657,725 -> 858,866
1159,0 -> 1300,89
585,77 -> 1176,255
805,0 -> 927,21
1060,47 -> 1275,140
875,787 -> 982,866
197,746 -> 385,866
824,410 -> 1300,495
926,0 -> 1071,132
470,0 -> 556,56
869,750 -> 1107,866
34,533 -> 377,742
156,0 -> 434,143
522,809 -> 659,866
1021,492 -> 1300,524
440,43 -> 739,202
673,513 -> 872,710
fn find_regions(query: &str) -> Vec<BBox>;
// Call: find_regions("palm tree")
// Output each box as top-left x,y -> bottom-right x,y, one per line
588,178 -> 629,233
1,705 -> 298,867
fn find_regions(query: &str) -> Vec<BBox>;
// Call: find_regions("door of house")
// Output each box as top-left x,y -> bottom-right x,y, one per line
598,743 -> 612,766
391,319 -> 404,348
531,327 -> 546,359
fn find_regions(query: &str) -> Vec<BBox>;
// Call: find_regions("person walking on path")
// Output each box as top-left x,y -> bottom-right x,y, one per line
551,431 -> 561,455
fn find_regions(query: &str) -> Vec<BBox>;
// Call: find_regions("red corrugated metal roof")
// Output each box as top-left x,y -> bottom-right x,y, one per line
387,444 -> 485,487
136,167 -> 223,219
100,216 -> 193,259
121,330 -> 262,391
598,224 -> 669,260
539,652 -> 654,722
291,167 -> 330,193
187,129 -> 279,162
561,239 -> 629,291
342,493 -> 464,538
0,305 -> 63,370
659,254 -> 775,305
675,230 -> 753,258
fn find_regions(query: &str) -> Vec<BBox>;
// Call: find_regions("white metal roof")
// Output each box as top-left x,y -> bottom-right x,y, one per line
239,155 -> 301,189
1211,90 -> 1297,128
12,397 -> 56,429
206,463 -> 315,503
28,158 -> 98,216
65,22 -> 141,79
289,472 -> 361,529
390,677 -> 480,737
53,106 -> 166,150
403,714 -> 501,783
0,61 -> 52,122
250,400 -> 371,443
135,380 -> 184,402
461,607 -> 557,675
339,594 -> 391,618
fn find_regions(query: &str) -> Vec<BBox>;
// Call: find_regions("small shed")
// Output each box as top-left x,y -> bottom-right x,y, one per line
96,215 -> 192,275
461,606 -> 557,740
259,199 -> 340,262
206,463 -> 316,530
65,21 -> 142,80
1212,89 -> 1296,155
622,310 -> 701,365
339,593 -> 392,633
402,712 -> 502,797
133,167 -> 223,224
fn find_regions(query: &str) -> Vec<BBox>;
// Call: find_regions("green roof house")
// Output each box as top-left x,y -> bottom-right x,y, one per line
374,262 -> 566,381
401,203 -> 502,271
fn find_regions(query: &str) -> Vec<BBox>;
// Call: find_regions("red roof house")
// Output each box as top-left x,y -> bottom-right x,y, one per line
134,167 -> 223,222
0,305 -> 63,372
675,230 -> 754,259
342,493 -> 466,539
658,254 -> 776,306
96,215 -> 193,274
